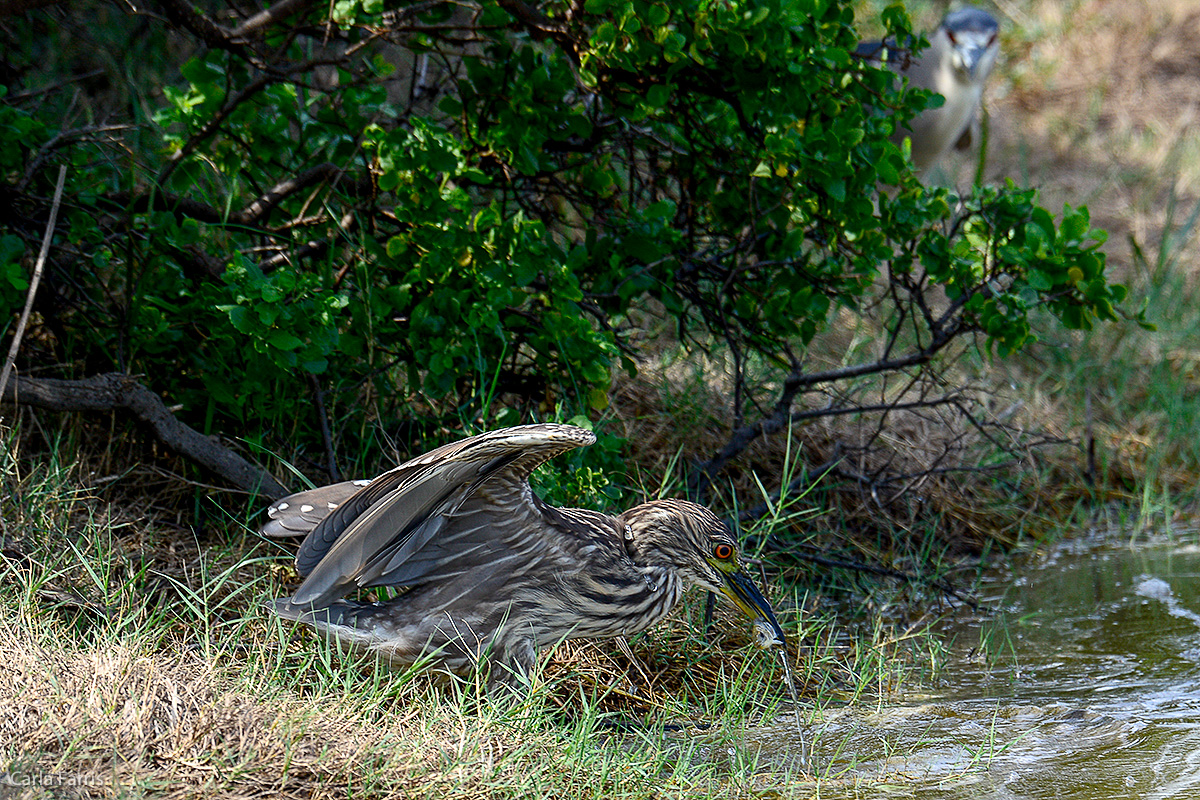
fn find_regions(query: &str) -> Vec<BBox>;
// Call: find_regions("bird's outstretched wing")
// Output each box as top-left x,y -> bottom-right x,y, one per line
265,424 -> 596,609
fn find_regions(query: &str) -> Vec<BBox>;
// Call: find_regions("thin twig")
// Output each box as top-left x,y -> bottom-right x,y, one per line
308,372 -> 341,483
773,543 -> 980,610
1,165 -> 66,402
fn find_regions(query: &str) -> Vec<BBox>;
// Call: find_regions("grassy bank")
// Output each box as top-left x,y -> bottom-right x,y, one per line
0,434 -> 943,797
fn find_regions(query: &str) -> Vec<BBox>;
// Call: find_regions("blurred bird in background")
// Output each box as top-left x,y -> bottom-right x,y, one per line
857,6 -> 1001,175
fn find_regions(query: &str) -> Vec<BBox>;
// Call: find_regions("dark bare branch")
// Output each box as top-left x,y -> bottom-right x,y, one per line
0,0 -> 63,15
154,0 -> 250,56
768,543 -> 980,610
690,302 -> 968,499
236,163 -> 342,225
229,0 -> 318,39
2,373 -> 286,497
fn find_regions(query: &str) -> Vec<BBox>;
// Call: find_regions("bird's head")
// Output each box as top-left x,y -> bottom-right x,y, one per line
940,7 -> 1000,82
620,499 -> 786,648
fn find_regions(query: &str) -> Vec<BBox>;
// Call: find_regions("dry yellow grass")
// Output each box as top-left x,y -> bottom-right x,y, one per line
0,617 -> 598,799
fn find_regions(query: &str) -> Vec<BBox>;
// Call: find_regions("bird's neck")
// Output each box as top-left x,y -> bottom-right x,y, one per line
636,563 -> 677,596
620,565 -> 682,635
620,519 -> 685,612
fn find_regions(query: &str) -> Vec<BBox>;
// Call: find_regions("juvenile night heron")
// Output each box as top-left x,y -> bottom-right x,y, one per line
857,6 -> 1001,173
264,423 -> 785,684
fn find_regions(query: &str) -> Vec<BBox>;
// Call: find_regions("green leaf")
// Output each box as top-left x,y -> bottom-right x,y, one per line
647,4 -> 670,26
269,331 -> 304,351
1026,270 -> 1053,291
1060,205 -> 1089,242
594,21 -> 617,45
646,84 -> 671,108
386,236 -> 409,258
1032,206 -> 1056,239
222,305 -> 252,334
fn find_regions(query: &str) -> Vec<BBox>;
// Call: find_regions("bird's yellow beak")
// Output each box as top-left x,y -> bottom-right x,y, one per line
718,567 -> 787,649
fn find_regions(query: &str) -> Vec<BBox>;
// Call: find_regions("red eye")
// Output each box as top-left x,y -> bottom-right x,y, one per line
713,543 -> 734,560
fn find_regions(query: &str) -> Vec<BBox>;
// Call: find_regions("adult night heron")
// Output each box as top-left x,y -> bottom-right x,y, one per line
264,423 -> 785,685
857,6 -> 1001,173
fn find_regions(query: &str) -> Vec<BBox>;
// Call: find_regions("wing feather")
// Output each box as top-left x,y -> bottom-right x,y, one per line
260,480 -> 370,538
282,423 -> 596,608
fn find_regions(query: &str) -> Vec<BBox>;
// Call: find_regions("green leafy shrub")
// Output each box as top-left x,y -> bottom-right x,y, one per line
0,0 -> 1137,494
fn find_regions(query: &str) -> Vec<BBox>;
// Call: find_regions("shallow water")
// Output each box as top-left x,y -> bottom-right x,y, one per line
748,532 -> 1200,797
